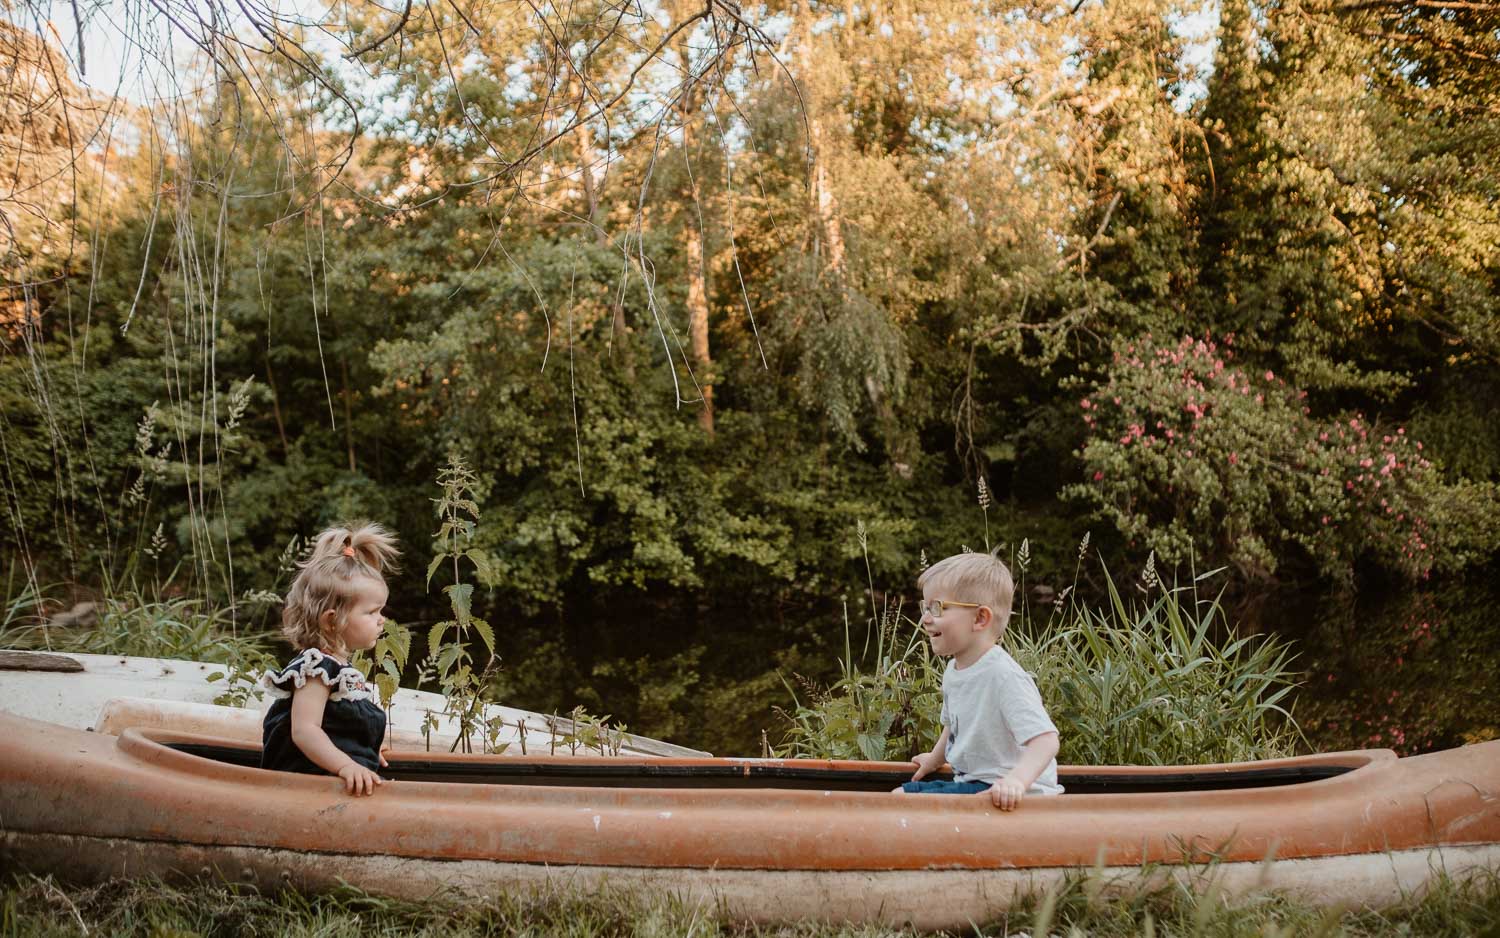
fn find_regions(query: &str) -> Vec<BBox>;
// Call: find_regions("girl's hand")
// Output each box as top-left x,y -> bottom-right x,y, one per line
989,777 -> 1026,811
379,745 -> 390,768
910,750 -> 946,781
337,763 -> 384,796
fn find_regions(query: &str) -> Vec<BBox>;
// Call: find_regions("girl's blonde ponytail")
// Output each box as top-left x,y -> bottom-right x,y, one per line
282,522 -> 401,652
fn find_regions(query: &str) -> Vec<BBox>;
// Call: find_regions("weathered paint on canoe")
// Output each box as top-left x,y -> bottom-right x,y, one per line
1,712 -> 1497,927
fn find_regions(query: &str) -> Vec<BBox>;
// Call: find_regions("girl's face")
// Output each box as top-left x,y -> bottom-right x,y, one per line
338,578 -> 389,654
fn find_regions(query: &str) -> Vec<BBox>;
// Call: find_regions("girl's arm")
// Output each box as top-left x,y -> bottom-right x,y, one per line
290,681 -> 384,796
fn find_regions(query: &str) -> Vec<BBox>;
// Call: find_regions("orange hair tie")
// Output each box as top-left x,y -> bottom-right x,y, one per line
341,546 -> 355,557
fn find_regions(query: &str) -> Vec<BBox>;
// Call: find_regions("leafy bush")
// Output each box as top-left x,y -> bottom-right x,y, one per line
1067,334 -> 1500,584
778,547 -> 1302,766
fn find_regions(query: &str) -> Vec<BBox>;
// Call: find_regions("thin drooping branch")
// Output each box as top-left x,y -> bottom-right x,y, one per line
345,0 -> 414,57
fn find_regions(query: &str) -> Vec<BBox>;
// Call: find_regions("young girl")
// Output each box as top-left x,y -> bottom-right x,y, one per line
260,522 -> 399,796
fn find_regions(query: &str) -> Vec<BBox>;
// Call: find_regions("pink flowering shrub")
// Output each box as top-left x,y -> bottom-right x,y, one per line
1067,334 -> 1500,583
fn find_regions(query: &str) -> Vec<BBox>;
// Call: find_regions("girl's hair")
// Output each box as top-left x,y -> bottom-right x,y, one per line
282,522 -> 401,652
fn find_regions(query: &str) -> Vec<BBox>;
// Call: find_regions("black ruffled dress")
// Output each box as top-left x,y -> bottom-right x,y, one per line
259,648 -> 387,775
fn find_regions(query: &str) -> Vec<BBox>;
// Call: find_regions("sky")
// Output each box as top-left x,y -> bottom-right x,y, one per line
17,0 -> 1223,111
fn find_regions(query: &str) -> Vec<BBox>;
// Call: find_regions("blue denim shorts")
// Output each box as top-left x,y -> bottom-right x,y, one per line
900,779 -> 991,795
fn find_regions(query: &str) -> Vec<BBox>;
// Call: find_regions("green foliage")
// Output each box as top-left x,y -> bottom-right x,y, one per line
353,620 -> 413,710
778,601 -> 944,763
1024,563 -> 1301,766
779,547 -> 1301,767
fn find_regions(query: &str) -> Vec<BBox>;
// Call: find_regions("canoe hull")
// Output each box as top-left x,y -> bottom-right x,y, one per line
3,712 -> 1498,926
5,831 -> 1498,929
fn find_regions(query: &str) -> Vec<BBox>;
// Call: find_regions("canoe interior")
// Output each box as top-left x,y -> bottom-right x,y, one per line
168,742 -> 1354,794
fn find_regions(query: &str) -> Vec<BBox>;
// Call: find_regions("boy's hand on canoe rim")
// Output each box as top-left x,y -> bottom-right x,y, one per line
910,751 -> 945,781
989,777 -> 1025,811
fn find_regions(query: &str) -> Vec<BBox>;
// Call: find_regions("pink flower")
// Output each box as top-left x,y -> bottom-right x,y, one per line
1093,471 -> 1104,481
1229,453 -> 1239,465
1265,370 -> 1275,382
1081,399 -> 1092,410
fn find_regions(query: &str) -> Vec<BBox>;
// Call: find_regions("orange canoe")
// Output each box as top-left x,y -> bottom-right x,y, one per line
1,711 -> 1497,928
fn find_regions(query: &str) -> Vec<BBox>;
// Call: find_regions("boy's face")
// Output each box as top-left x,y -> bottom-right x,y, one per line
919,580 -> 995,666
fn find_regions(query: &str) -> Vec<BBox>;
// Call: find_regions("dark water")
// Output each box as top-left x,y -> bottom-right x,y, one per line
1276,578 -> 1500,755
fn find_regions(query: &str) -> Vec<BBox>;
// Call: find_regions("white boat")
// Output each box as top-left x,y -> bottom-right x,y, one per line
0,648 -> 705,757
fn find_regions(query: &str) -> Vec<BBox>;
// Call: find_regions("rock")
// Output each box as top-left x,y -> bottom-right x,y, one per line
49,601 -> 98,629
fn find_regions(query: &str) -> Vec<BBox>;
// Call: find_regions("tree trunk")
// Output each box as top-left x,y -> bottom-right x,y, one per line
678,42 -> 714,433
797,20 -> 847,280
573,78 -> 634,376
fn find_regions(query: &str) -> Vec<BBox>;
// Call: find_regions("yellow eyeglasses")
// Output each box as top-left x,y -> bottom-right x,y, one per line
918,599 -> 982,618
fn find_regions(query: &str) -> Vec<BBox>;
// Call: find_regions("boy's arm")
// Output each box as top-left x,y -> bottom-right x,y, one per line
910,727 -> 950,780
989,731 -> 1059,810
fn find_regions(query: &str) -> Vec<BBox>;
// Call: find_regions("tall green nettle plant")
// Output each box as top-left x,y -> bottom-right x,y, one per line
423,456 -> 505,753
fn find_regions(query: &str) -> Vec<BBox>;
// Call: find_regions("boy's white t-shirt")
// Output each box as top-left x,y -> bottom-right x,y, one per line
941,645 -> 1063,794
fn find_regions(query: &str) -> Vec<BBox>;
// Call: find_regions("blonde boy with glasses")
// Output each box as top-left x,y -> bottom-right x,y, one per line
893,550 -> 1062,809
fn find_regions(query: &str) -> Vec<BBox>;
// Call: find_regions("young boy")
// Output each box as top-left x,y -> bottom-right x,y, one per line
895,550 -> 1062,810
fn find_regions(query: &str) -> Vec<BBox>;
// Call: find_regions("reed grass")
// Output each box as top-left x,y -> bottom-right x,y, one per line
3,870 -> 1497,937
0,590 -> 274,667
778,550 -> 1301,766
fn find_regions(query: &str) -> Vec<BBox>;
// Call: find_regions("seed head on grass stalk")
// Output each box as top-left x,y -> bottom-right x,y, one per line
978,476 -> 992,551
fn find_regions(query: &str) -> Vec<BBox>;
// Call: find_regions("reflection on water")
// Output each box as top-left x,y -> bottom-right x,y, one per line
1282,578 -> 1500,755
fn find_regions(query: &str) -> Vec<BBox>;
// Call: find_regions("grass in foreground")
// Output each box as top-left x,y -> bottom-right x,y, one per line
3,872 -> 1499,938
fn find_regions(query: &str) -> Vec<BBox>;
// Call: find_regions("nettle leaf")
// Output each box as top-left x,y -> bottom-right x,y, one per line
446,582 -> 474,626
426,554 -> 445,587
428,620 -> 452,658
374,673 -> 399,708
384,621 -> 412,667
471,616 -> 496,655
436,643 -> 464,674
856,733 -> 886,762
464,549 -> 492,581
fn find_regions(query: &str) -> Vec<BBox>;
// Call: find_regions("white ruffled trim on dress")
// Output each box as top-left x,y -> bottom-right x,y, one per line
259,647 -> 379,703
